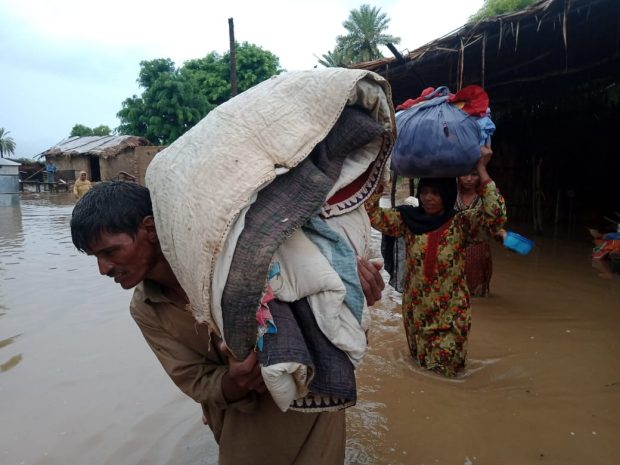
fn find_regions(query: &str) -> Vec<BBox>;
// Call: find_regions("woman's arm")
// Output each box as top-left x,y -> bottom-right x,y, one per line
364,184 -> 406,237
459,146 -> 507,245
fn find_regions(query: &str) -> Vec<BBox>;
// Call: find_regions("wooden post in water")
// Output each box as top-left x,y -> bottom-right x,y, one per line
228,18 -> 238,97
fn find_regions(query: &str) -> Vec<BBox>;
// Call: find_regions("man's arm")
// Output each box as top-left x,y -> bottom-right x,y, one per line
131,307 -> 260,412
218,342 -> 266,402
357,256 -> 385,306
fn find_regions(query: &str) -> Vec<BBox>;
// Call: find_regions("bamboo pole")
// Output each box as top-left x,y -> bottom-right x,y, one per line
23,167 -> 44,181
228,18 -> 238,97
458,37 -> 465,90
481,32 -> 486,88
390,171 -> 397,208
563,0 -> 570,71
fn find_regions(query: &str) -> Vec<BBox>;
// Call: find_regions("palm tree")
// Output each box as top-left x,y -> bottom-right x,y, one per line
315,47 -> 351,68
0,128 -> 16,158
336,4 -> 401,64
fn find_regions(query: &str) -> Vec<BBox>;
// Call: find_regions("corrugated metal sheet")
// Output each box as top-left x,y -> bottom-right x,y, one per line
0,158 -> 21,166
0,175 -> 20,194
40,135 -> 154,159
47,135 -> 138,154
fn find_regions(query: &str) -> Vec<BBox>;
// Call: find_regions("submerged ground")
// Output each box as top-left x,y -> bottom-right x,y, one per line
0,192 -> 618,465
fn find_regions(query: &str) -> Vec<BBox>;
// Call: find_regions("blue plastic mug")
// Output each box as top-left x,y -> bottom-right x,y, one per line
503,231 -> 534,255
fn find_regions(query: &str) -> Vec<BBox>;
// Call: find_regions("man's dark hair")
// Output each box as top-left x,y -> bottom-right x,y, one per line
71,181 -> 153,253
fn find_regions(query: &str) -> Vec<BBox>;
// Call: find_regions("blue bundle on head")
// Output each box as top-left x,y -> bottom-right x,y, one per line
391,86 -> 495,178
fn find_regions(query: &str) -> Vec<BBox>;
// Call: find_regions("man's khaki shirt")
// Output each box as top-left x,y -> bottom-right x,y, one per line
130,280 -> 345,465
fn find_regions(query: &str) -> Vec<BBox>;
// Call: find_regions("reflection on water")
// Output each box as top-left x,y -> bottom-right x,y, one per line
0,202 -> 22,244
0,193 -> 217,465
0,334 -> 21,350
1,354 -> 23,372
0,193 -> 20,208
1,192 -> 619,465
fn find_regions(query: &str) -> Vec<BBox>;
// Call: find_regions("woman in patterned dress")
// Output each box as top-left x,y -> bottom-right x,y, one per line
456,169 -> 494,297
365,147 -> 506,376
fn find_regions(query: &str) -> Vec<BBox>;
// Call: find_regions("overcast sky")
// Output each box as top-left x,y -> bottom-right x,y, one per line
0,0 -> 483,157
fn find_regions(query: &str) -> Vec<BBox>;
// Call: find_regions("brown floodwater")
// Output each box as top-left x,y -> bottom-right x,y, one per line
1,192 -> 618,465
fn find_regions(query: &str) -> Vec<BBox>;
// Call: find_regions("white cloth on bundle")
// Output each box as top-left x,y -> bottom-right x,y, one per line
211,204 -> 372,411
147,69 -> 396,412
147,69 -> 394,333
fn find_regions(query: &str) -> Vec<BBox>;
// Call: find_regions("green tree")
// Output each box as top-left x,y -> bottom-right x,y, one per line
138,58 -> 176,88
470,0 -> 537,21
329,4 -> 400,65
0,128 -> 16,158
70,124 -> 112,137
70,124 -> 93,137
92,125 -> 112,136
117,62 -> 211,145
182,42 -> 281,105
116,94 -> 148,139
117,43 -> 281,146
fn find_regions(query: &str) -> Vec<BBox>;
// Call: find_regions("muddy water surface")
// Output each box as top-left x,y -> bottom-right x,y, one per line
1,193 -> 618,465
349,228 -> 620,465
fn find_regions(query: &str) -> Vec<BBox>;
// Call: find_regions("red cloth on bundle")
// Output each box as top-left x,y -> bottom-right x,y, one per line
395,85 -> 489,117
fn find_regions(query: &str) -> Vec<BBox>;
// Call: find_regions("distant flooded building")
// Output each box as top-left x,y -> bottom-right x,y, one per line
0,158 -> 21,206
40,135 -> 164,185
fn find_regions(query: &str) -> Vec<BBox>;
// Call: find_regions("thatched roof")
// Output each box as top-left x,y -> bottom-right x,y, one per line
350,0 -> 620,105
41,135 -> 154,159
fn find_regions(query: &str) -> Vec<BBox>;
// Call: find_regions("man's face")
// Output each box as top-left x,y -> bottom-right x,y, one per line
88,223 -> 157,290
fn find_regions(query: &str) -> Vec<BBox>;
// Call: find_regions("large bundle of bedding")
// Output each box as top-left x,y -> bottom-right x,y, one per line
146,69 -> 396,411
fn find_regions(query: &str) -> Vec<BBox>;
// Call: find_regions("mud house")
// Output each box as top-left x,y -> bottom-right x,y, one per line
40,135 -> 164,185
352,0 -> 620,235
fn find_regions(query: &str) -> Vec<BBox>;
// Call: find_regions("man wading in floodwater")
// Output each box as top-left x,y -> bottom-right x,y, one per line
70,181 -> 385,465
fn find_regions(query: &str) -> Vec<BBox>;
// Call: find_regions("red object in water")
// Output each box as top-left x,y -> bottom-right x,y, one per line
592,239 -> 620,260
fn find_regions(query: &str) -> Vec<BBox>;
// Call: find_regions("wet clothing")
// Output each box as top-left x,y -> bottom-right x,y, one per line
366,180 -> 506,376
456,193 -> 493,297
130,280 -> 346,465
73,179 -> 92,199
464,241 -> 493,297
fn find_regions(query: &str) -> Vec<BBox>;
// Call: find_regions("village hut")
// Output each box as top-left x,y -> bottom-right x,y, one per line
351,0 -> 620,235
40,135 -> 164,185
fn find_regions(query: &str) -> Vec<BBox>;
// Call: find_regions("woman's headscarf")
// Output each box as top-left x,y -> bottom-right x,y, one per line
397,177 -> 458,235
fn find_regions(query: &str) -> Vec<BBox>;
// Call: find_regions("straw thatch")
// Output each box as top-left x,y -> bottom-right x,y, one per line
351,0 -> 619,105
352,0 -> 620,234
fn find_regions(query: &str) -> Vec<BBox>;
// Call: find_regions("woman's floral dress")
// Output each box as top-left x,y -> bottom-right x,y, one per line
365,180 -> 506,376
456,194 -> 494,297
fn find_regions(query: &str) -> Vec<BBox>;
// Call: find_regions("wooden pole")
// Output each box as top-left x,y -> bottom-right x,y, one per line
228,18 -> 238,97
390,171 -> 397,207
481,32 -> 486,88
